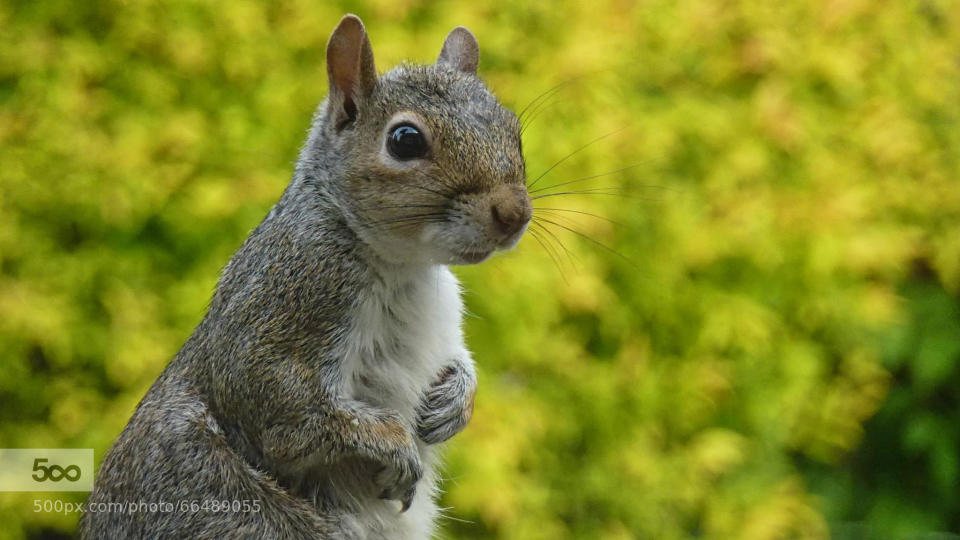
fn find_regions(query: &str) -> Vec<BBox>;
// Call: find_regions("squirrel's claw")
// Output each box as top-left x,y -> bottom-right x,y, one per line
378,486 -> 416,513
374,449 -> 422,512
400,487 -> 415,513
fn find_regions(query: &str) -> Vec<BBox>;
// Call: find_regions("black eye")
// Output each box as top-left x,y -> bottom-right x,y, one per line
387,124 -> 428,160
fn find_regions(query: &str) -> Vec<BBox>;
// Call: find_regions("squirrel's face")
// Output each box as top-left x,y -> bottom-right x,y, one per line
340,68 -> 530,266
318,16 -> 531,266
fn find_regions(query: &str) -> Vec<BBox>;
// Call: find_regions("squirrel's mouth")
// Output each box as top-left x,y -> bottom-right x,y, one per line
451,219 -> 529,265
497,221 -> 529,251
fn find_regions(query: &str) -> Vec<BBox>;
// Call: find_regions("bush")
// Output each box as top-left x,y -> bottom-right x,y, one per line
1,1 -> 958,538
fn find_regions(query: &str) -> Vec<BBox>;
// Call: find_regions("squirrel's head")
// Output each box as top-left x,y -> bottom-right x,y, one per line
309,14 -> 530,266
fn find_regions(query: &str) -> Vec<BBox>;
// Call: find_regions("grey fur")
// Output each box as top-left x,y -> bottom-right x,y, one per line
80,14 -> 529,540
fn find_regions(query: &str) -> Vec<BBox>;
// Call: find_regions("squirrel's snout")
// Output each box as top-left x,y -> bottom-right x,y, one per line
489,186 -> 532,238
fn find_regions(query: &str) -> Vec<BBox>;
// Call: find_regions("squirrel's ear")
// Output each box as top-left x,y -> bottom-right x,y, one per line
326,14 -> 378,130
437,26 -> 479,74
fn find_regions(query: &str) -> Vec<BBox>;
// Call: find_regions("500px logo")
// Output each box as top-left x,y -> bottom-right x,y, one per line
32,458 -> 83,483
0,449 -> 93,492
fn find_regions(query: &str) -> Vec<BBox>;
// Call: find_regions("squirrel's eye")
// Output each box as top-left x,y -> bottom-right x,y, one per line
387,124 -> 428,160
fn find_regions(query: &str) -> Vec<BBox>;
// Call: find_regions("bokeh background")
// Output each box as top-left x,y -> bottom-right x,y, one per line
2,0 -> 959,538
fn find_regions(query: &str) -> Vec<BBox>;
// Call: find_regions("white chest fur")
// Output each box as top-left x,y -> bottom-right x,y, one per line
342,264 -> 467,418
338,264 -> 469,540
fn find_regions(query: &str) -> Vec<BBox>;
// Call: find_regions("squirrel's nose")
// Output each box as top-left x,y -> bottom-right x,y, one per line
490,188 -> 532,237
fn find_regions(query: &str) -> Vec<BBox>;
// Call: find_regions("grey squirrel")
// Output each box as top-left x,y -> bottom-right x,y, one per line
79,14 -> 530,540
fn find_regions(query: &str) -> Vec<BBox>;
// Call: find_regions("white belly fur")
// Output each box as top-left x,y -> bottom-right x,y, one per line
339,264 -> 469,540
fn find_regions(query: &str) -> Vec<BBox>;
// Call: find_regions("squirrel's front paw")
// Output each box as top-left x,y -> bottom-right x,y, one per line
375,446 -> 422,512
416,362 -> 476,445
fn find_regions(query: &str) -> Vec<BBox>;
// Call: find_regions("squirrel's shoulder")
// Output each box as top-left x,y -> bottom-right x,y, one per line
198,197 -> 372,348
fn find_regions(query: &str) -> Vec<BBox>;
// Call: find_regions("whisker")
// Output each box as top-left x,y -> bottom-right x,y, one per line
525,227 -> 556,267
531,220 -> 579,271
358,203 -> 449,210
533,207 -> 623,226
403,182 -> 454,198
533,216 -> 638,269
527,127 -> 628,190
362,212 -> 450,227
531,187 -> 622,198
422,167 -> 461,193
361,209 -> 448,220
527,225 -> 569,282
531,188 -> 659,202
370,216 -> 449,226
516,67 -> 614,124
519,92 -> 562,137
518,80 -> 569,124
437,513 -> 475,525
375,215 -> 449,224
365,221 -> 449,230
530,163 -> 660,194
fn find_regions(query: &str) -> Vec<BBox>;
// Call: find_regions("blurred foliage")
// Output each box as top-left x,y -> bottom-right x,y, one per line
1,0 -> 959,539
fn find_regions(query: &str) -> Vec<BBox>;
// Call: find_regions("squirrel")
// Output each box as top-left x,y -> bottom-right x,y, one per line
79,14 -> 531,540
